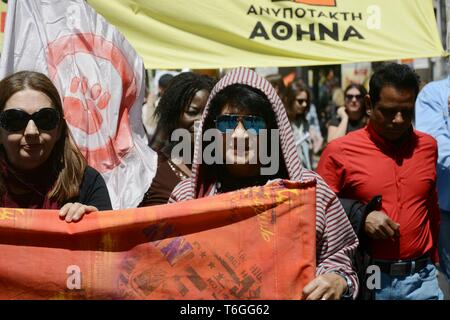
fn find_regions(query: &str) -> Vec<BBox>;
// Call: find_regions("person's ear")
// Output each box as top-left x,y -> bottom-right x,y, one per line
365,94 -> 373,116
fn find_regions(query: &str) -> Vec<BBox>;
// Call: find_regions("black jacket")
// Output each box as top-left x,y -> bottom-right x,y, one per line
339,196 -> 381,300
73,166 -> 112,210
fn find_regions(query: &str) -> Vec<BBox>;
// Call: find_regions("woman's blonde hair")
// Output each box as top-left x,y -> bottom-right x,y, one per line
0,70 -> 87,203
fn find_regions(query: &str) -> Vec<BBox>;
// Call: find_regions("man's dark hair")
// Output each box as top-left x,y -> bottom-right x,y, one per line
154,72 -> 215,139
369,63 -> 420,106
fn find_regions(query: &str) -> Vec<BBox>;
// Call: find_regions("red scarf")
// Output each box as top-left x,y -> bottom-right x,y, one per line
0,156 -> 61,209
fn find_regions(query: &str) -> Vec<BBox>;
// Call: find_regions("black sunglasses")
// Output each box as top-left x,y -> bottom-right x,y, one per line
345,94 -> 363,100
0,108 -> 61,132
297,98 -> 309,105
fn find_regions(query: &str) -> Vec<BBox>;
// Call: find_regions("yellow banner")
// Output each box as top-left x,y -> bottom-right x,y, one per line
87,0 -> 444,69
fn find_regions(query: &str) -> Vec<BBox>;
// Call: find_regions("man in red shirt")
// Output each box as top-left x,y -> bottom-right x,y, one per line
317,63 -> 443,300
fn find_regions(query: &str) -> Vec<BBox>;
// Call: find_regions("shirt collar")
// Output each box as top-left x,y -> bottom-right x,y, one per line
366,122 -> 416,154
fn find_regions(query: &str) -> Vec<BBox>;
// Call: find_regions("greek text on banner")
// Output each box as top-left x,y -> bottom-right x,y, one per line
87,0 -> 445,68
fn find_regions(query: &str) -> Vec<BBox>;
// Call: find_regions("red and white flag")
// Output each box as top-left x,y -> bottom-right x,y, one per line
0,0 -> 157,209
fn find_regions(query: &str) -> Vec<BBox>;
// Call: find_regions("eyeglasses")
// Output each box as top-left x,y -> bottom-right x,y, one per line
378,107 -> 413,119
215,114 -> 266,134
345,94 -> 363,101
0,108 -> 60,132
297,98 -> 309,105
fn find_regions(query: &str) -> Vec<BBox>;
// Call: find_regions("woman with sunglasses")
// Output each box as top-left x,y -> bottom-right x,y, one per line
0,71 -> 112,222
169,68 -> 359,300
327,84 -> 368,142
139,72 -> 215,206
285,82 -> 323,170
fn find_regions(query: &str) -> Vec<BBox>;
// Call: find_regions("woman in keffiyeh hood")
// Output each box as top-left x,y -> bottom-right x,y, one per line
170,67 -> 359,300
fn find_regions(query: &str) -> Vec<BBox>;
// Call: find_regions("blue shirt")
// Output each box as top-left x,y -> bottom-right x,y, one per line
415,76 -> 450,211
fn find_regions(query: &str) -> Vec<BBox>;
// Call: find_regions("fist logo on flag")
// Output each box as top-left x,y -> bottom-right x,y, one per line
47,33 -> 137,173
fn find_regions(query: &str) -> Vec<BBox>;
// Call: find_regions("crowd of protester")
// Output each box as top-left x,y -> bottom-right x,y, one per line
0,62 -> 449,300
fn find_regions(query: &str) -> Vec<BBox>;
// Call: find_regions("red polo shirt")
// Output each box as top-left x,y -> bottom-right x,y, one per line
317,124 -> 440,261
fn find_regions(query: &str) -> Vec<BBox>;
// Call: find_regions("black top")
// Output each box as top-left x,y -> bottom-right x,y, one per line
329,114 -> 367,134
139,152 -> 182,207
75,166 -> 112,210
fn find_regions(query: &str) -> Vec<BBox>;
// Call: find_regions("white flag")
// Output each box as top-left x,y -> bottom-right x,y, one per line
0,0 -> 157,209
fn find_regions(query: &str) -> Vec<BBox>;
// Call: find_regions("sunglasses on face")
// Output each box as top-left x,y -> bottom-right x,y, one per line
0,108 -> 60,132
377,107 -> 413,120
297,98 -> 309,105
215,114 -> 267,134
345,94 -> 363,101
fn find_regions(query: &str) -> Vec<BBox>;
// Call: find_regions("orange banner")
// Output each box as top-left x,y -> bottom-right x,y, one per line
0,180 -> 316,300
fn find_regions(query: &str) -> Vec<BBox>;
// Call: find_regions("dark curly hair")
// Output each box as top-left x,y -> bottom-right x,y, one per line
153,72 -> 215,146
